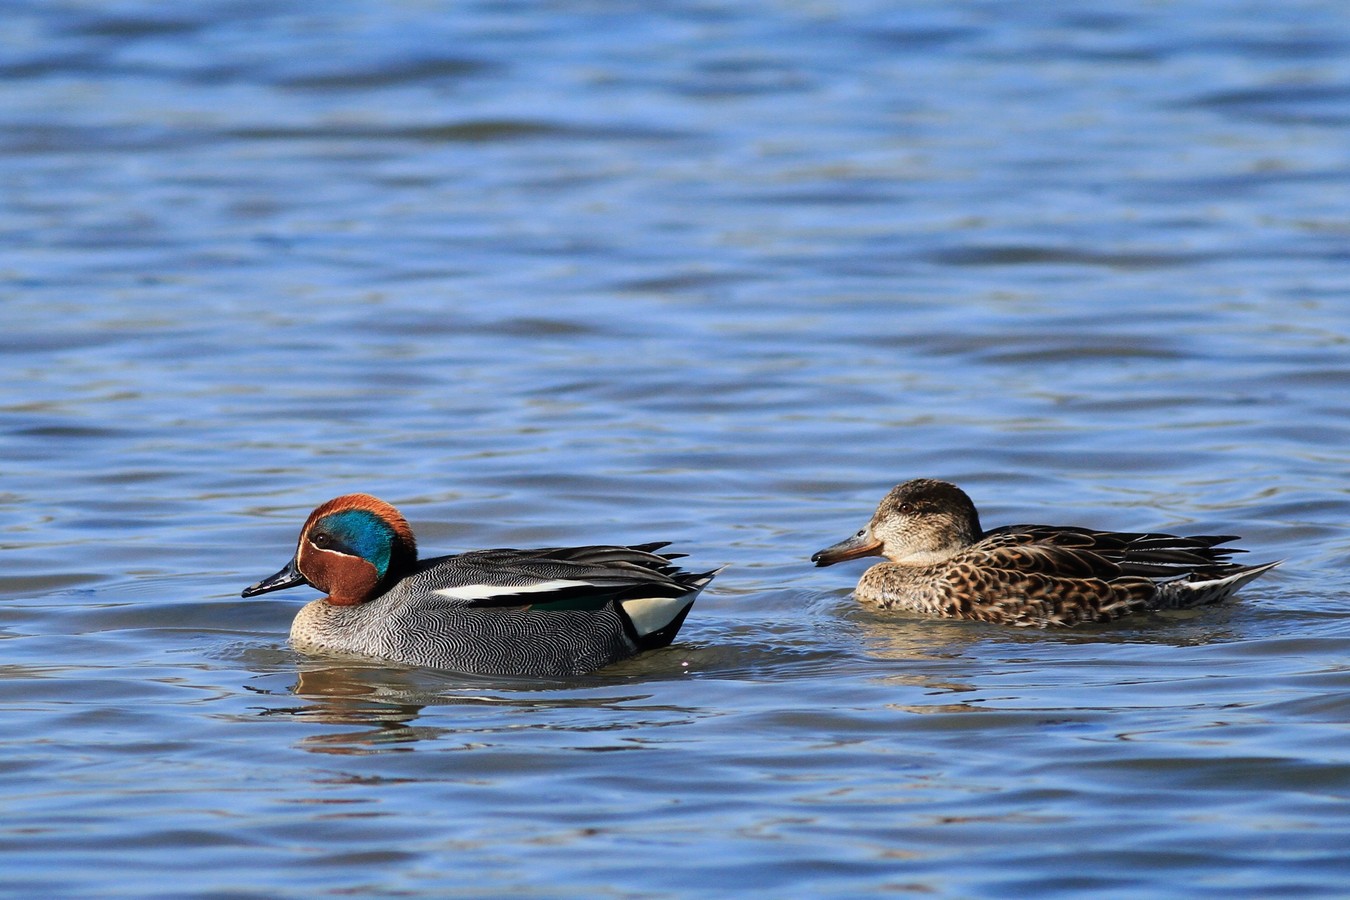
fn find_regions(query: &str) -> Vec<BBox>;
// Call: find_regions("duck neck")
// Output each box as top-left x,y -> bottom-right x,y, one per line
889,545 -> 963,567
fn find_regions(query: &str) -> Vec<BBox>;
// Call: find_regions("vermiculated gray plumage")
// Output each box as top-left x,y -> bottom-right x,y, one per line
289,544 -> 714,675
242,494 -> 715,676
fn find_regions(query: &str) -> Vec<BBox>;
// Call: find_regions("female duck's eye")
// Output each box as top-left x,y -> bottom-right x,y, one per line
898,503 -> 914,514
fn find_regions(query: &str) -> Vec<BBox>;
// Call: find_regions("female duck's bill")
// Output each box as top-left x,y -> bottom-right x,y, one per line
242,493 -> 717,676
811,528 -> 883,566
812,478 -> 1278,627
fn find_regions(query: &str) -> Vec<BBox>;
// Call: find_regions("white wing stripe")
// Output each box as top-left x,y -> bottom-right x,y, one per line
434,579 -> 591,602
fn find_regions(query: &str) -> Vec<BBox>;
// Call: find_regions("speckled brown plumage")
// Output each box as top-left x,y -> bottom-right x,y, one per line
813,479 -> 1278,627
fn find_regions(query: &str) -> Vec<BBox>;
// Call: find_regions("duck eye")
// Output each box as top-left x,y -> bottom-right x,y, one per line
312,532 -> 331,548
898,502 -> 914,514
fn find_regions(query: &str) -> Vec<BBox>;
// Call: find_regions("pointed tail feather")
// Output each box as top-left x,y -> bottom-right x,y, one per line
1154,561 -> 1280,609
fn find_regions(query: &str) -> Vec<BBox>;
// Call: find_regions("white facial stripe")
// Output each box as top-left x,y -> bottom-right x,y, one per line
619,595 -> 693,637
433,579 -> 591,602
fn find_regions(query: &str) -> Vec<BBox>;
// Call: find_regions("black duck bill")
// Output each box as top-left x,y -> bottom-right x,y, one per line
241,556 -> 310,597
812,528 -> 884,567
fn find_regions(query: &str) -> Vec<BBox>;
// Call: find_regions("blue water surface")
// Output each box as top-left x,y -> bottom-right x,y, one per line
2,1 -> 1349,897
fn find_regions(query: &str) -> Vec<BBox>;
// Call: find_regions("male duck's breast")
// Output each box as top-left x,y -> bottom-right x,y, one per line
288,599 -> 380,658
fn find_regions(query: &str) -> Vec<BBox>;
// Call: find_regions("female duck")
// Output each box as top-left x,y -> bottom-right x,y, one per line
242,494 -> 716,675
812,479 -> 1277,627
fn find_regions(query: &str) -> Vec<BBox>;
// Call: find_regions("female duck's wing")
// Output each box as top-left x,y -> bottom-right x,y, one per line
986,524 -> 1245,578
964,528 -> 1131,579
928,530 -> 1156,626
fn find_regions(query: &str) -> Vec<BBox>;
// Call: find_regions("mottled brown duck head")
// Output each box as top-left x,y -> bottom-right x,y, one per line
812,479 -> 983,567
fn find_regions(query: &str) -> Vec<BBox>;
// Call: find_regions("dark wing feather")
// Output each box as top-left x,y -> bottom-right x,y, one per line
986,525 -> 1245,580
971,529 -> 1123,580
406,544 -> 704,609
934,529 -> 1153,625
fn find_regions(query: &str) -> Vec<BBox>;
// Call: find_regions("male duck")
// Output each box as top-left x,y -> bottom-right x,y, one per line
242,494 -> 716,675
812,479 -> 1277,627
